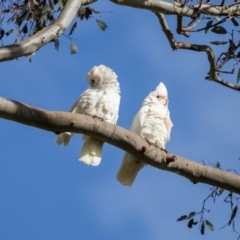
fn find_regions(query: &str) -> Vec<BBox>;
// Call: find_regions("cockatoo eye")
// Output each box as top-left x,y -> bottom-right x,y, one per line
91,79 -> 95,84
156,95 -> 160,98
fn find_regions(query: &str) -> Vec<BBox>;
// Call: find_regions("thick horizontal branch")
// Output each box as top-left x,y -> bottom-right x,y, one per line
111,0 -> 240,17
0,0 -> 96,62
0,96 -> 240,194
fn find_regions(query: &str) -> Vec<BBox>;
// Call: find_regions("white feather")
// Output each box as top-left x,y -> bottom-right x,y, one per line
56,65 -> 121,166
116,82 -> 173,186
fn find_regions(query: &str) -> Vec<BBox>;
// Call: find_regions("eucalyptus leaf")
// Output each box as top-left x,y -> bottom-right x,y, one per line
54,39 -> 59,51
96,20 -> 107,31
231,18 -> 239,26
70,43 -> 78,54
211,26 -> 227,34
205,220 -> 214,231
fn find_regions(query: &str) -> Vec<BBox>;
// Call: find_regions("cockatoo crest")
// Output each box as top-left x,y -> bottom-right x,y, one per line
156,82 -> 168,97
144,82 -> 168,107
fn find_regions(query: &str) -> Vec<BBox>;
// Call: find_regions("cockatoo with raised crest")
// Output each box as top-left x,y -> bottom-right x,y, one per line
116,82 -> 173,186
56,65 -> 121,166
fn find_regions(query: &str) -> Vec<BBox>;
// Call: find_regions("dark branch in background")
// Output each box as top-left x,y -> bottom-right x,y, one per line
0,0 -> 96,61
1,96 -> 240,194
154,12 -> 240,91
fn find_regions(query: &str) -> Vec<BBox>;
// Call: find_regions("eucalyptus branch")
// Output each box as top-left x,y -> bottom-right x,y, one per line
1,96 -> 240,194
0,0 -> 96,62
155,12 -> 240,91
111,0 -> 240,17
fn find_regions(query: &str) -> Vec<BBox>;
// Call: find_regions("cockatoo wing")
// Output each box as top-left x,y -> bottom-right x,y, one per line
56,99 -> 82,146
116,105 -> 149,186
164,110 -> 173,141
138,105 -> 149,129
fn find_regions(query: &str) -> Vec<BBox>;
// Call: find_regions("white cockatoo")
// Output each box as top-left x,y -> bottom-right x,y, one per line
116,82 -> 173,186
56,65 -> 121,166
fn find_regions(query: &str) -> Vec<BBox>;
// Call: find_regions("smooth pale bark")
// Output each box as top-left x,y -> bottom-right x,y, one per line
0,0 -> 95,62
111,0 -> 240,17
0,96 -> 240,194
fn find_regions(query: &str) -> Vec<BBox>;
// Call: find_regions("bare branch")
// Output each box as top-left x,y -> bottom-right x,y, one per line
1,95 -> 240,194
111,0 -> 240,17
0,0 -> 96,62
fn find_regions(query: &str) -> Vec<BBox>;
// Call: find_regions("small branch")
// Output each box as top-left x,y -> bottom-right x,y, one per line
155,12 -> 240,91
1,96 -> 240,194
205,76 -> 240,90
185,17 -> 227,33
154,12 -> 177,50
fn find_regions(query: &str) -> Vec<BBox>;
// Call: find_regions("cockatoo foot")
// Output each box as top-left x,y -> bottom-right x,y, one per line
161,148 -> 168,153
93,115 -> 104,121
165,154 -> 177,163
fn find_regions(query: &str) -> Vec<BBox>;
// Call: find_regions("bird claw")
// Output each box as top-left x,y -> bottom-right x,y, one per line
93,115 -> 104,121
165,154 -> 177,164
161,148 -> 168,153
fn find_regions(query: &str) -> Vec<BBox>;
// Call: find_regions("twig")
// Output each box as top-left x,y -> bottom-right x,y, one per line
154,12 -> 240,91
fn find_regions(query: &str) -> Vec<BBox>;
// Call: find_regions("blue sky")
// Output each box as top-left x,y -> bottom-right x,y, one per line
0,1 -> 240,239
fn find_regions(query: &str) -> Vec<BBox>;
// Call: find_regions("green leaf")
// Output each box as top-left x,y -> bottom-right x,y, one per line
57,0 -> 63,9
42,6 -> 51,16
205,20 -> 213,34
21,23 -> 28,34
54,39 -> 59,51
228,205 -> 238,225
210,41 -> 227,45
26,55 -> 32,63
49,0 -> 55,10
205,220 -> 214,231
216,161 -> 220,168
88,7 -> 99,14
5,29 -> 13,36
177,212 -> 196,221
237,69 -> 240,83
200,221 -> 205,235
0,29 -> 5,40
188,212 -> 196,218
2,9 -> 9,14
218,188 -> 224,195
96,20 -> 107,31
231,18 -> 239,26
211,26 -> 227,34
70,43 -> 78,54
16,28 -> 20,37
69,21 -> 77,36
188,218 -> 194,228
177,215 -> 188,221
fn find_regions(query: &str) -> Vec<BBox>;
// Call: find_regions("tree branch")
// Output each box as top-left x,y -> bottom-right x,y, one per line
155,12 -> 240,91
0,0 -> 96,62
111,0 -> 240,17
1,96 -> 240,194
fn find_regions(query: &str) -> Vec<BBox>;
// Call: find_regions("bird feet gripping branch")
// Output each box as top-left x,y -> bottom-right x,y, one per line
93,115 -> 104,121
